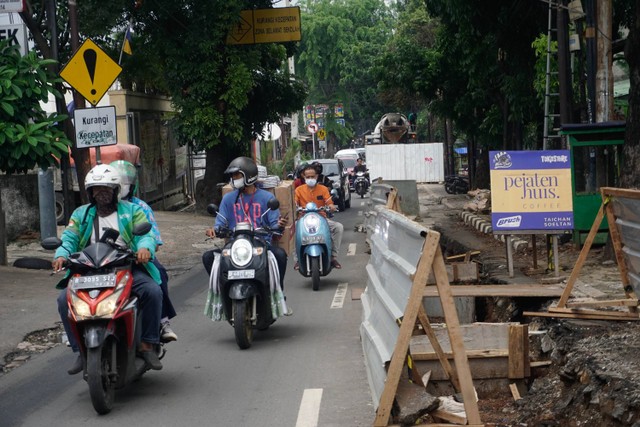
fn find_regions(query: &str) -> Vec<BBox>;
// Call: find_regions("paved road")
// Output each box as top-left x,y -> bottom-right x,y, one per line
0,197 -> 375,427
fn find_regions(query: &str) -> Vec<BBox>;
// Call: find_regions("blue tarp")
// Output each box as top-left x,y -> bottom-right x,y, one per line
454,147 -> 467,155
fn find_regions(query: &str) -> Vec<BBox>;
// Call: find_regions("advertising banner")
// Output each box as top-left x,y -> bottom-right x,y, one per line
490,150 -> 573,232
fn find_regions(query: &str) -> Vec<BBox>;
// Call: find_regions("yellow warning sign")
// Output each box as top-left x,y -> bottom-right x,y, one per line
317,128 -> 326,141
60,39 -> 122,106
227,7 -> 301,45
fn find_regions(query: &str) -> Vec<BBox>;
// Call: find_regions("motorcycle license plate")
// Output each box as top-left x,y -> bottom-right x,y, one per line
227,269 -> 255,280
70,274 -> 117,290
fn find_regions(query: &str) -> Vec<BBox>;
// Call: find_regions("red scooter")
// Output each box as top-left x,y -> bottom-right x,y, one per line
43,223 -> 164,415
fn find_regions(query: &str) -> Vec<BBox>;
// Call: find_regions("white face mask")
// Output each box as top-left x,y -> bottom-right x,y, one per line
305,178 -> 317,187
231,178 -> 245,189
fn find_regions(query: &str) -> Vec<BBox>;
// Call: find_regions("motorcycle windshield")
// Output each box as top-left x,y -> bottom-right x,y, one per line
69,243 -> 125,269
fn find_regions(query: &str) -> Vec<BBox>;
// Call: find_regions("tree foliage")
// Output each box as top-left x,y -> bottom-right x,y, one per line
0,41 -> 71,174
297,0 -> 396,137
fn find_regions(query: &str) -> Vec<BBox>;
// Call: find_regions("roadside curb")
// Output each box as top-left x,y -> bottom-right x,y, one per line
459,211 -> 529,253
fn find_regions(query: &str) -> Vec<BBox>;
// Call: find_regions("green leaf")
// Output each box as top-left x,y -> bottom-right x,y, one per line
1,102 -> 14,116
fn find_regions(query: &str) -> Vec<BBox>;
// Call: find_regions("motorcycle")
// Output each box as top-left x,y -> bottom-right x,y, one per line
444,175 -> 470,195
41,223 -> 163,415
354,171 -> 370,198
295,202 -> 333,291
204,198 -> 289,350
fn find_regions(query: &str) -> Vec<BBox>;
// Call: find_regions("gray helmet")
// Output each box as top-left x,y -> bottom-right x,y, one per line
225,157 -> 259,187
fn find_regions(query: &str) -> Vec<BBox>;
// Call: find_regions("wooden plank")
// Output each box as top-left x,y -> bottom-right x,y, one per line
351,287 -> 363,300
508,325 -> 526,379
415,358 -> 510,381
373,231 -> 441,427
426,263 -> 479,284
566,299 -> 638,308
417,307 -> 461,391
412,349 -> 508,361
549,307 -> 640,318
431,409 -> 467,424
530,361 -> 552,368
423,284 -> 564,298
601,187 -> 640,200
509,383 -> 522,400
432,246 -> 482,424
411,323 -> 512,353
523,310 -> 640,321
446,251 -> 480,261
557,203 -> 606,308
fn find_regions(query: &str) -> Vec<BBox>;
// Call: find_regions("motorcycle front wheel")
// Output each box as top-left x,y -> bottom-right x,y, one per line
233,299 -> 253,350
444,182 -> 455,194
87,338 -> 116,415
311,256 -> 321,291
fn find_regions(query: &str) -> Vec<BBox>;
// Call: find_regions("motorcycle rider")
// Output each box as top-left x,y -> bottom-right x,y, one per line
53,164 -> 164,374
110,160 -> 178,343
311,161 -> 333,190
353,157 -> 367,174
294,163 -> 344,270
202,157 -> 289,291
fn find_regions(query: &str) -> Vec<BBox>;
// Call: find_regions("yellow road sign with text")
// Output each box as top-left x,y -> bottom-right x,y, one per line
317,128 -> 326,141
227,7 -> 301,45
60,39 -> 122,106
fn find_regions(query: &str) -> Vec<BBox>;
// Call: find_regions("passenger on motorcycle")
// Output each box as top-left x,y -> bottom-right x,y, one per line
311,161 -> 334,190
110,160 -> 178,343
52,164 -> 164,374
202,157 -> 289,289
293,163 -> 344,270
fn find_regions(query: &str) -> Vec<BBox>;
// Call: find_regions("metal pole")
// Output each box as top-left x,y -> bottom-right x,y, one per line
0,191 -> 7,265
38,168 -> 58,239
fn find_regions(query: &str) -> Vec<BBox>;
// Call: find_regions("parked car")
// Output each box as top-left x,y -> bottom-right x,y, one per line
310,158 -> 351,211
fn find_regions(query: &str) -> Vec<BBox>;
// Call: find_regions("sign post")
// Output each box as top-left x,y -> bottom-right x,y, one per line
307,122 -> 318,159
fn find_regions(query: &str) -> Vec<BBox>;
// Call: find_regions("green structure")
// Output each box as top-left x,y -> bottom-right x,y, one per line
561,121 -> 625,245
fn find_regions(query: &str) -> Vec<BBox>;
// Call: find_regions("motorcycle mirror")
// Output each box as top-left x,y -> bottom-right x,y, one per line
41,236 -> 62,250
132,222 -> 152,237
100,227 -> 121,243
207,204 -> 219,216
267,198 -> 280,211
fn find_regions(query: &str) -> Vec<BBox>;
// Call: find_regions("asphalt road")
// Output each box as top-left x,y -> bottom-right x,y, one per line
0,196 -> 375,427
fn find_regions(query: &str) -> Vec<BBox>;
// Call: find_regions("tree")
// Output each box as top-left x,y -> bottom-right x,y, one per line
0,41 -> 71,174
297,0 -> 395,140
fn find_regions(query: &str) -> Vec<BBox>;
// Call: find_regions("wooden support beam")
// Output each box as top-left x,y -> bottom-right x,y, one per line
508,325 -> 528,379
423,284 -> 564,298
565,299 -> 639,308
373,231 -> 440,427
557,203 -> 605,308
523,310 -> 640,321
549,307 -> 640,318
417,306 -> 461,391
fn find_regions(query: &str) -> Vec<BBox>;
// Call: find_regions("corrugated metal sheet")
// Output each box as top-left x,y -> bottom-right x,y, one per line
366,143 -> 445,183
612,197 -> 640,295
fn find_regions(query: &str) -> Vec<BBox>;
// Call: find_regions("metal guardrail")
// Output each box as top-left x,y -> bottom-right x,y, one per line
360,204 -> 475,408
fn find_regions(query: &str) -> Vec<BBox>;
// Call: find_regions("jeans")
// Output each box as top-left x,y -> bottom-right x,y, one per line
57,266 -> 162,353
153,258 -> 176,320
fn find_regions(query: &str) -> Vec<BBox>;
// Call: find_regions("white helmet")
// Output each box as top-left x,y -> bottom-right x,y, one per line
85,164 -> 121,203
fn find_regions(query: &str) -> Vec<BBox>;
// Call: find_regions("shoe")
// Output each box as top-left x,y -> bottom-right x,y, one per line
331,258 -> 342,269
141,351 -> 163,370
293,262 -> 299,271
67,354 -> 83,375
160,322 -> 178,343
284,305 -> 293,316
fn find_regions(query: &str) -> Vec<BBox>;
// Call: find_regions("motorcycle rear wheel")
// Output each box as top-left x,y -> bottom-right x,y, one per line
233,299 -> 253,350
87,339 -> 116,415
444,182 -> 455,194
311,257 -> 320,291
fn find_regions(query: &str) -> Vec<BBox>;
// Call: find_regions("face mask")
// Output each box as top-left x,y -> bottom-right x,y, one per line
305,178 -> 317,187
231,178 -> 245,189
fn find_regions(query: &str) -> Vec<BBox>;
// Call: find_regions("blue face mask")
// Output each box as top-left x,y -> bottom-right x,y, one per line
305,178 -> 317,187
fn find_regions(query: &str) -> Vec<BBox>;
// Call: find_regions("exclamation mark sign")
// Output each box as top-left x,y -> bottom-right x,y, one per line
83,49 -> 97,95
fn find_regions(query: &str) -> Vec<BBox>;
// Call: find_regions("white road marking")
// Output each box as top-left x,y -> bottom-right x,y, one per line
347,243 -> 357,256
358,210 -> 363,216
296,388 -> 323,427
331,283 -> 348,309
360,201 -> 366,207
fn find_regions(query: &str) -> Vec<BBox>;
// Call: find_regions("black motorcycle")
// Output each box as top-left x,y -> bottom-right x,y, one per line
444,175 -> 469,195
354,171 -> 370,198
205,198 -> 289,349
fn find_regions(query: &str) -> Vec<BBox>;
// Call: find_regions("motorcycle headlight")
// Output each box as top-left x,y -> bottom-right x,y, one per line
95,288 -> 124,317
71,293 -> 91,318
231,238 -> 253,267
303,214 -> 321,235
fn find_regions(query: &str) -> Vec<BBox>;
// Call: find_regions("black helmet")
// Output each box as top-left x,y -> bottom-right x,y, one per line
225,156 -> 259,186
311,161 -> 323,175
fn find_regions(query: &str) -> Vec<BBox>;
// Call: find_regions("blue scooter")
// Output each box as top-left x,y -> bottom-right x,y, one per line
295,202 -> 333,291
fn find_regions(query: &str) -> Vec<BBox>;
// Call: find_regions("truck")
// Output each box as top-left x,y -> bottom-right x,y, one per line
365,113 -> 417,144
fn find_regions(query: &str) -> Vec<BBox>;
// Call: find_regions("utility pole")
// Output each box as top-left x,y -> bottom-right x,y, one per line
596,0 -> 613,122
